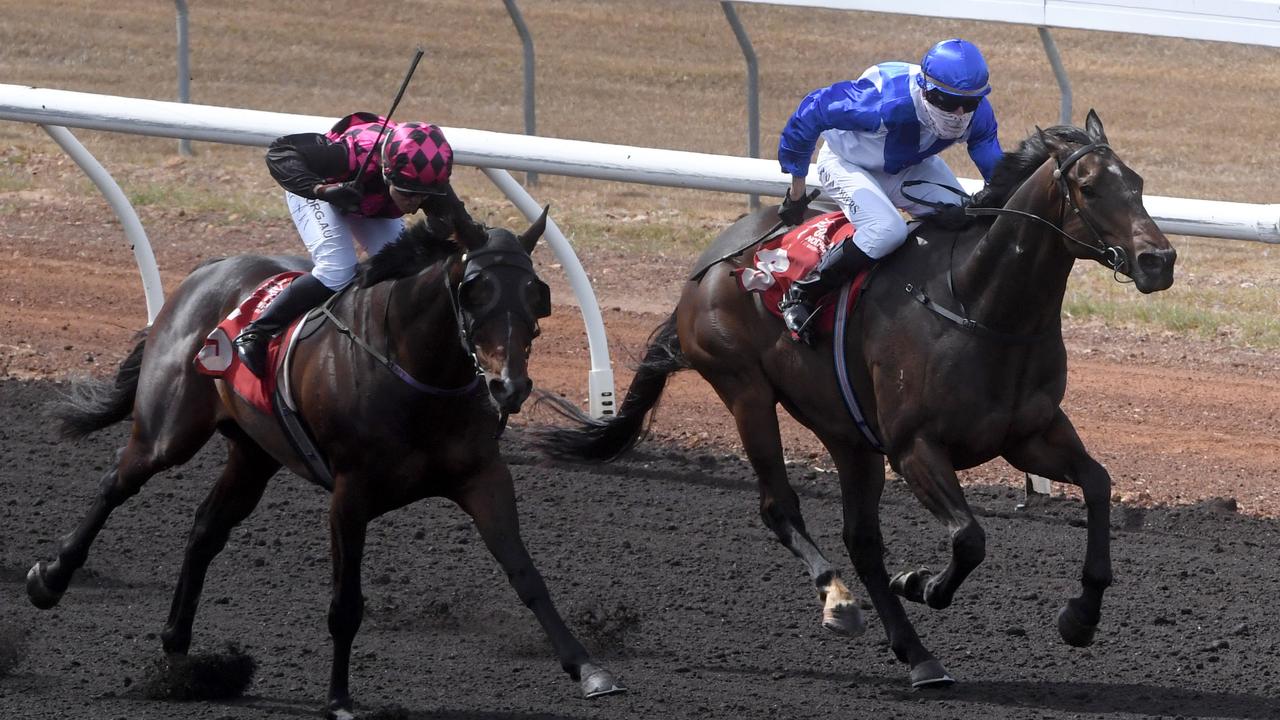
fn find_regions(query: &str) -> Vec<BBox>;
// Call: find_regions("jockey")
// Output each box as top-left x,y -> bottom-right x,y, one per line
775,38 -> 1003,343
233,112 -> 485,377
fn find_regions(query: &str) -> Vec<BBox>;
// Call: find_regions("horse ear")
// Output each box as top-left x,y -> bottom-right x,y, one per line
1084,109 -> 1108,144
518,204 -> 550,255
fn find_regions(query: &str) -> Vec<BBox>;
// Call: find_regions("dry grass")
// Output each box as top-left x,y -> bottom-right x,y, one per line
1,1 -> 1276,343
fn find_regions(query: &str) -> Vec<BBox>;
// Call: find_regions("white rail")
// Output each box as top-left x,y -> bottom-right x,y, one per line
1,85 -> 1275,243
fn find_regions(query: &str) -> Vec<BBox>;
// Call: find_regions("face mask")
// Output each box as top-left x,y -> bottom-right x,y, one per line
922,101 -> 972,140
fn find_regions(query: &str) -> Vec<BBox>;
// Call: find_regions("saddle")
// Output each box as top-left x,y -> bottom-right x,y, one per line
195,272 -> 336,489
195,272 -> 305,413
734,212 -> 870,337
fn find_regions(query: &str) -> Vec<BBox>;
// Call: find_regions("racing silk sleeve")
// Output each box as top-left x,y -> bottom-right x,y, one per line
777,79 -> 883,178
965,101 -> 1002,183
264,133 -> 353,198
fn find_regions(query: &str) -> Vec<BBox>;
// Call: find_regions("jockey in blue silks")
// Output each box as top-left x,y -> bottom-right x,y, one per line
775,38 -> 1003,343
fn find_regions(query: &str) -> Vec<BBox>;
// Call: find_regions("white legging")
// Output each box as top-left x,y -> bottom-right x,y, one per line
815,145 -> 963,259
285,191 -> 406,290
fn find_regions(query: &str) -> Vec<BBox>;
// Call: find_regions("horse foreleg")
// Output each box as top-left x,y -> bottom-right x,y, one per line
831,445 -> 952,687
325,480 -> 369,720
454,461 -> 624,699
719,380 -> 863,637
28,433 -> 203,609
161,435 -> 279,655
891,437 -> 986,612
1005,409 -> 1112,647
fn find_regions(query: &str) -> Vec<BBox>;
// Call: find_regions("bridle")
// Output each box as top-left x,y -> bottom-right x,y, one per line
319,241 -> 549,437
966,140 -> 1130,279
895,138 -> 1133,345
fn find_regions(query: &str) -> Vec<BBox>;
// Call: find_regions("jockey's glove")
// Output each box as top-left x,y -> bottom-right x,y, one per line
929,204 -> 974,231
314,182 -> 363,213
778,189 -> 814,226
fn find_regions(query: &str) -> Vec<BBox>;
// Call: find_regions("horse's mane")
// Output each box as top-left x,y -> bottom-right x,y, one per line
358,216 -> 465,287
972,125 -> 1093,209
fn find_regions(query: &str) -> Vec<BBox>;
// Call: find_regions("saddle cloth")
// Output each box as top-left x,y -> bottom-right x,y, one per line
735,211 -> 869,336
194,271 -> 306,414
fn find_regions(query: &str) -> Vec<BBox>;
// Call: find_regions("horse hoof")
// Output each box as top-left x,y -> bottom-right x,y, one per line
580,662 -> 626,698
326,702 -> 356,720
1057,604 -> 1098,647
26,561 -> 64,610
889,568 -> 932,604
822,602 -> 867,638
909,658 -> 955,688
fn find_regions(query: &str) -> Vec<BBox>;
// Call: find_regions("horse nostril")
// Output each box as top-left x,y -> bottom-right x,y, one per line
1137,248 -> 1175,276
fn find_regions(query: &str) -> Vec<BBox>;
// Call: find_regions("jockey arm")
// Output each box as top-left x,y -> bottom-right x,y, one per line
778,79 -> 882,196
965,101 -> 1002,183
265,133 -> 353,199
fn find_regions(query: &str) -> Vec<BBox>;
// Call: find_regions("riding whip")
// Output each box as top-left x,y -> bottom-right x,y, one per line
352,47 -> 426,189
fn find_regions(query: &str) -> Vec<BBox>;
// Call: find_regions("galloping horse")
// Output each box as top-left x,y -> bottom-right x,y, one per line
28,210 -> 624,717
539,111 -> 1175,686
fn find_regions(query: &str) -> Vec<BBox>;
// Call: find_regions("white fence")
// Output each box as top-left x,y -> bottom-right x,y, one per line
1,84 -> 1278,420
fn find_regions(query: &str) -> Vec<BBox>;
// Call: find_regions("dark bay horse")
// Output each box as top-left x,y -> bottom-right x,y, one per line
539,111 -> 1176,686
27,210 -> 624,717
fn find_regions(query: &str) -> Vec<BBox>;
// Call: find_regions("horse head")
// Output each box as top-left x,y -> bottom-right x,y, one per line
455,206 -> 552,415
1037,110 -> 1176,293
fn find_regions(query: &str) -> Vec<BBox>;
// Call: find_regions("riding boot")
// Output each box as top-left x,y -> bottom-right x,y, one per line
780,240 -> 877,345
233,273 -> 336,378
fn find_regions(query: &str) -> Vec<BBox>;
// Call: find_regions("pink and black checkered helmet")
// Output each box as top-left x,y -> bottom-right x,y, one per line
380,122 -> 453,195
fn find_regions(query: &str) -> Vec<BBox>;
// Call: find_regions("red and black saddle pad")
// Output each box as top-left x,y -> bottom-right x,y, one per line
194,271 -> 306,414
734,212 -> 868,337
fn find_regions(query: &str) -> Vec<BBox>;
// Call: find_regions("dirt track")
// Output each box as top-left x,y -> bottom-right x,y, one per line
4,373 -> 1280,720
3,190 -> 1280,718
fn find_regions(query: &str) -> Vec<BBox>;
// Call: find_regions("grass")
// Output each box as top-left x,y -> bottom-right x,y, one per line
123,181 -> 283,220
0,1 -> 1275,346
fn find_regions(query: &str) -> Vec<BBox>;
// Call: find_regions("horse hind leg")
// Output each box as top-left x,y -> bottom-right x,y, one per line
27,360 -> 219,609
453,461 -> 624,699
161,430 -> 280,655
720,379 -> 864,638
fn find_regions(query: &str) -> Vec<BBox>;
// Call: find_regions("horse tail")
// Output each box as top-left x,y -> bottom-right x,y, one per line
52,331 -> 147,440
536,312 -> 687,461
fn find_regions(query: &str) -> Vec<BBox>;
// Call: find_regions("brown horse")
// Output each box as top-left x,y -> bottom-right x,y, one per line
538,111 -> 1176,687
27,210 -> 624,718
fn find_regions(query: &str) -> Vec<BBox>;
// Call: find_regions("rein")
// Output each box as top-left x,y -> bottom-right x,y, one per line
966,141 -> 1130,278
318,270 -> 484,398
895,141 -> 1127,344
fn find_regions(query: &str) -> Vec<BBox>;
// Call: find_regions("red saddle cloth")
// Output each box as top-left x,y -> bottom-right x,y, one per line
735,212 -> 869,335
194,271 -> 306,414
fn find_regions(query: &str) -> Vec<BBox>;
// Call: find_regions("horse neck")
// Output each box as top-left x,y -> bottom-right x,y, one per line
954,160 -> 1075,334
375,263 -> 477,388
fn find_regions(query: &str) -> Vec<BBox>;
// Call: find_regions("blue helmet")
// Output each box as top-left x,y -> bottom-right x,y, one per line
916,38 -> 991,98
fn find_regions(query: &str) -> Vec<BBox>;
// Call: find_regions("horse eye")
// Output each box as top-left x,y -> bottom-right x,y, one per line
460,276 -> 496,310
1079,184 -> 1098,198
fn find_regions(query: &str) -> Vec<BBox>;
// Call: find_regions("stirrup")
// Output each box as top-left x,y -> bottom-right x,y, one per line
782,303 -> 818,345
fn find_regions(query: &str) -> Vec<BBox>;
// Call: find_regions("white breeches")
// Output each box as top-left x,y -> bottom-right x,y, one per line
285,191 -> 405,290
815,145 -> 962,259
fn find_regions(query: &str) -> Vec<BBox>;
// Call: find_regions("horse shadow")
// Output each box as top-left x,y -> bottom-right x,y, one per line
697,662 -> 1280,718
232,696 -> 586,717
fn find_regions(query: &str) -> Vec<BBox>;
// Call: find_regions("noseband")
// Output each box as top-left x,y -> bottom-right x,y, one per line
967,141 -> 1130,278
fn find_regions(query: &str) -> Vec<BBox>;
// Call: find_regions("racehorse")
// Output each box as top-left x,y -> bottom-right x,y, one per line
27,209 -> 624,718
538,111 -> 1176,687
